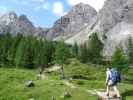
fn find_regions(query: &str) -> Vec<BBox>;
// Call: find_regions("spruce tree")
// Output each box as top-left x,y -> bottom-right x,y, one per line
23,37 -> 35,68
112,48 -> 128,71
55,39 -> 69,79
7,34 -> 23,66
127,36 -> 133,64
35,39 -> 54,73
0,33 -> 13,66
79,43 -> 88,63
15,37 -> 26,68
72,42 -> 79,58
15,36 -> 35,69
88,33 -> 103,64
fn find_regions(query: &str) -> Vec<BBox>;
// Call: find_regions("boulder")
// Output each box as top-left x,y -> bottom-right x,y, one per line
97,91 -> 121,100
63,92 -> 71,98
26,80 -> 35,87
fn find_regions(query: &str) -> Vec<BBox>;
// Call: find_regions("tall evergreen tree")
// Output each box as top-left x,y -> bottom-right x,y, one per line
127,36 -> 133,64
7,34 -> 23,66
88,33 -> 103,64
79,43 -> 88,63
24,36 -> 36,68
15,36 -> 35,69
72,42 -> 79,58
15,37 -> 26,68
0,33 -> 56,69
35,39 -> 54,73
55,39 -> 69,79
112,48 -> 128,71
0,33 -> 13,66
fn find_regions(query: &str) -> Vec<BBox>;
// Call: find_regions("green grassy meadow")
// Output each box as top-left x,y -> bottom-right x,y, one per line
0,60 -> 133,100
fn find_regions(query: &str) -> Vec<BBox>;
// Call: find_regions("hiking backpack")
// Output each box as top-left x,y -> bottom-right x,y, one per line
110,68 -> 121,83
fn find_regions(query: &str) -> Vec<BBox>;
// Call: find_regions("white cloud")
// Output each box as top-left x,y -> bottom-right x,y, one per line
53,2 -> 66,16
43,2 -> 50,10
66,0 -> 106,11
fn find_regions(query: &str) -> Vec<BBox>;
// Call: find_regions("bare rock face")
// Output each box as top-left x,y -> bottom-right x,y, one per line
0,12 -> 47,36
73,0 -> 133,56
92,0 -> 133,56
16,15 -> 35,35
1,0 -> 133,57
46,3 -> 97,40
0,12 -> 35,35
91,0 -> 133,35
34,27 -> 49,37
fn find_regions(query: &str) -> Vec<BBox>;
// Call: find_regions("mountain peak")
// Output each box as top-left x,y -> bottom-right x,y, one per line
1,11 -> 17,18
5,11 -> 17,19
46,2 -> 97,39
8,11 -> 17,16
75,2 -> 86,6
19,14 -> 28,21
72,2 -> 97,12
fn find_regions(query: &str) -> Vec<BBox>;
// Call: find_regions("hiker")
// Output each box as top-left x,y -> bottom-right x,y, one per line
105,67 -> 121,98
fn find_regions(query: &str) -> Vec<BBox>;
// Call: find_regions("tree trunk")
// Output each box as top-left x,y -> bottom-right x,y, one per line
37,65 -> 46,80
39,65 -> 45,75
60,64 -> 65,79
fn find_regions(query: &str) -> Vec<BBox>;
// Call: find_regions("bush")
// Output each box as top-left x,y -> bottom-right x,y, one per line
111,48 -> 129,72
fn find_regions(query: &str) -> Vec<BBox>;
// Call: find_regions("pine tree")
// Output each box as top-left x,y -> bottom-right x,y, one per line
72,42 -> 79,58
35,39 -> 54,73
112,48 -> 128,71
15,37 -> 26,68
88,33 -> 103,64
55,39 -> 69,79
23,37 -> 35,68
15,36 -> 35,69
127,36 -> 133,64
7,34 -> 23,66
79,43 -> 88,63
45,40 -> 55,65
0,33 -> 13,66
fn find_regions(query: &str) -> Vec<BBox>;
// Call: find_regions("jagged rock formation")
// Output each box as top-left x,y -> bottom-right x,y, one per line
67,0 -> 133,57
91,0 -> 133,56
0,11 -> 48,36
0,12 -> 35,35
46,3 -> 97,40
1,0 -> 133,57
34,27 -> 49,37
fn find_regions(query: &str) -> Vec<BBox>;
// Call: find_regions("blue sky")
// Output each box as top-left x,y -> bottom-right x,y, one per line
0,0 -> 106,28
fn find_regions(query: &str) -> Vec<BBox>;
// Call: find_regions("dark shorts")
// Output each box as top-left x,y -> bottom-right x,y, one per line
110,82 -> 117,86
108,80 -> 117,87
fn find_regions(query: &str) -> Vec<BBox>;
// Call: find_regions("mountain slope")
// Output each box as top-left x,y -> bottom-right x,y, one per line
93,0 -> 133,56
0,12 -> 35,35
0,11 -> 48,36
46,3 -> 97,40
1,0 -> 133,57
71,0 -> 133,56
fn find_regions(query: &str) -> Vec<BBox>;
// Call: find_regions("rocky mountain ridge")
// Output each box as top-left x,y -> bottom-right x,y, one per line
64,0 -> 133,56
0,11 -> 48,36
73,0 -> 133,56
1,0 -> 133,56
46,3 -> 97,40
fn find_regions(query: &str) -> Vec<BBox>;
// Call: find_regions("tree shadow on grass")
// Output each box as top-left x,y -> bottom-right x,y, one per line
121,90 -> 133,100
71,75 -> 96,80
124,78 -> 133,84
